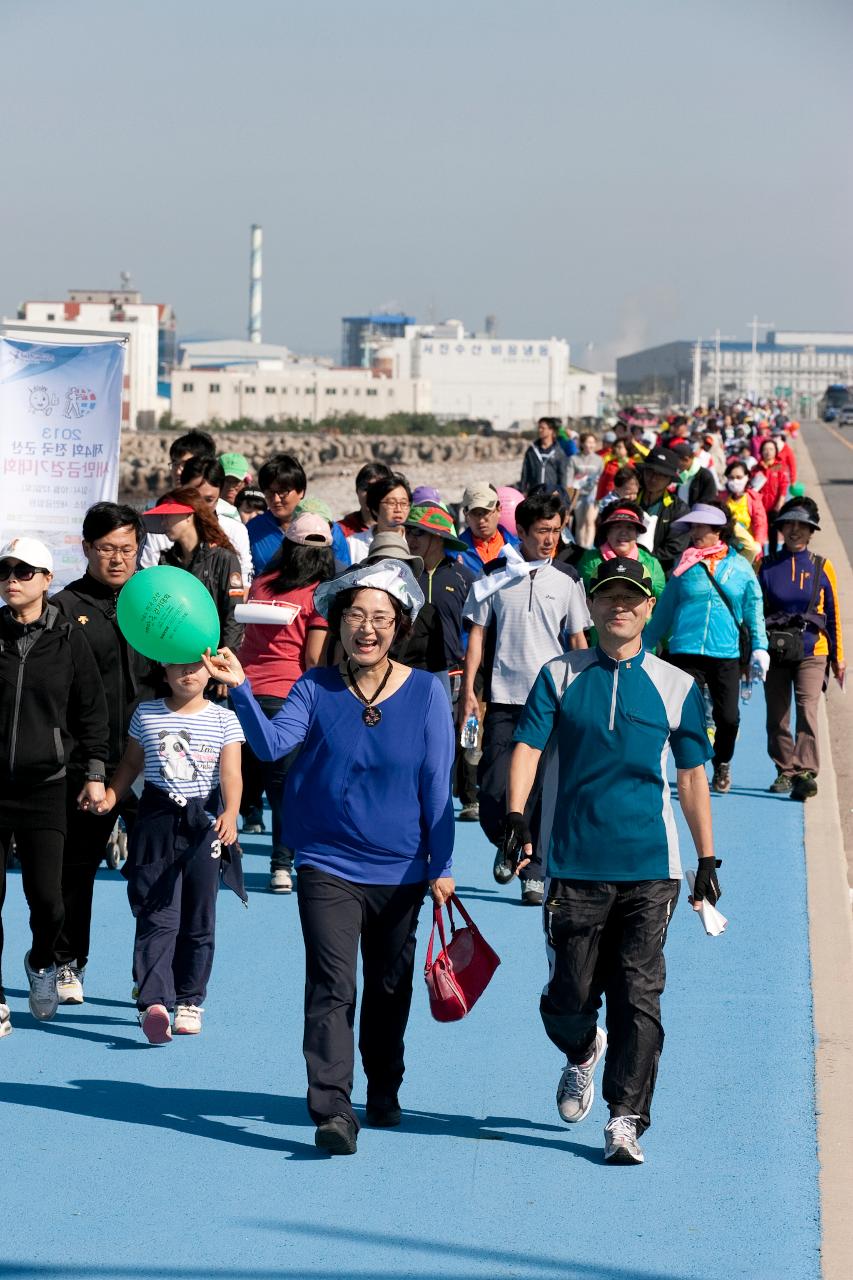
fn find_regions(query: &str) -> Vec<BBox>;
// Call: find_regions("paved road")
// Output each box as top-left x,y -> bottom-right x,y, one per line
1,697 -> 818,1280
801,418 -> 853,563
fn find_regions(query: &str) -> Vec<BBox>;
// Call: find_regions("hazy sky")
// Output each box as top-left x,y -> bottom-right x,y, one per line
2,0 -> 851,367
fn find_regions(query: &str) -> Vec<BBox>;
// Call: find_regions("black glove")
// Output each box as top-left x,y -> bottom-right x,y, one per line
691,857 -> 722,906
502,811 -> 533,870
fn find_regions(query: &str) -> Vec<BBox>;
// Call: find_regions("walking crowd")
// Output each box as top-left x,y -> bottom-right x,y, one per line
0,402 -> 844,1165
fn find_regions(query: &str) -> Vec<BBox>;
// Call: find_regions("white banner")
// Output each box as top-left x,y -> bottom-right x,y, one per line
0,337 -> 125,588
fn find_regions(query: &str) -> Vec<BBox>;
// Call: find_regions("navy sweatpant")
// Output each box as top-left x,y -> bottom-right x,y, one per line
132,845 -> 221,1011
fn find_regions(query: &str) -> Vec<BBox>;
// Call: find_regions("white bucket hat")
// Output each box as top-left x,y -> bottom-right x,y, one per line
313,558 -> 425,622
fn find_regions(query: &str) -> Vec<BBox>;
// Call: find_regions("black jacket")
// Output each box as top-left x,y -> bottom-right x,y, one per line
638,488 -> 691,576
161,543 -> 244,651
418,558 -> 476,670
0,604 -> 109,788
52,572 -> 162,772
520,444 -> 569,498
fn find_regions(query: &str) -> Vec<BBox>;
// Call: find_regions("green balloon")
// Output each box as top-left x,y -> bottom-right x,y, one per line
789,482 -> 805,498
117,566 -> 220,664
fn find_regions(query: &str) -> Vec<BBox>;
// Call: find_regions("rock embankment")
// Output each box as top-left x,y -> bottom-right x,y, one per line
119,431 -> 529,515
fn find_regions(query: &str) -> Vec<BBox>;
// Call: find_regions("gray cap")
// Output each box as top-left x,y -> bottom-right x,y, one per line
366,529 -> 424,579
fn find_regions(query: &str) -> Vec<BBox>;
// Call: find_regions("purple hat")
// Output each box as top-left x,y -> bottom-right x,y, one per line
672,503 -> 728,528
411,485 -> 443,507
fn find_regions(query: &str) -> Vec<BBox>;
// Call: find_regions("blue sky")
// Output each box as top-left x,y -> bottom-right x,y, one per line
2,0 -> 851,365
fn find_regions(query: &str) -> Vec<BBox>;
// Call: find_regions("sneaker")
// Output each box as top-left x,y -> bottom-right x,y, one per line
365,1099 -> 402,1128
315,1114 -> 358,1155
711,763 -> 732,793
24,951 -> 58,1021
131,981 -> 139,1001
791,771 -> 818,801
458,803 -> 480,822
769,771 -> 793,794
268,868 -> 293,894
557,1026 -> 607,1123
241,807 -> 265,834
56,964 -> 85,1005
521,878 -> 544,906
604,1114 -> 644,1165
0,1003 -> 12,1039
493,845 -> 514,885
173,1004 -> 203,1035
139,1004 -> 172,1045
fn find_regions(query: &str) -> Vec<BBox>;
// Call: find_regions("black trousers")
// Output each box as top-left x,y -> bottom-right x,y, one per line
239,693 -> 294,870
667,653 -> 739,767
56,784 -> 138,970
478,703 -> 547,881
540,877 -> 680,1135
0,828 -> 65,998
296,865 -> 427,1129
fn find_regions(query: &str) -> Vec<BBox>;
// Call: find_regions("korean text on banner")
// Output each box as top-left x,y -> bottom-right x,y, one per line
0,338 -> 125,588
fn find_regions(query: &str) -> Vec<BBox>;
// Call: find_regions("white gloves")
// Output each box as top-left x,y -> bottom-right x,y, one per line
751,649 -> 770,680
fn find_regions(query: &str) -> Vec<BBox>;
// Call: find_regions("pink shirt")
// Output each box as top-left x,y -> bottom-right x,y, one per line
238,576 -> 327,697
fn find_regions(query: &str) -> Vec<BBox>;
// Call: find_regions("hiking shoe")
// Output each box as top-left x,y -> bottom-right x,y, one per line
458,803 -> 480,822
365,1098 -> 402,1128
769,771 -> 793,794
241,807 -> 265,834
56,964 -> 84,1005
791,771 -> 818,801
521,878 -> 544,906
711,763 -> 732,793
493,845 -> 514,885
604,1115 -> 644,1165
0,1003 -> 11,1039
269,868 -> 293,894
24,951 -> 58,1021
139,1004 -> 172,1045
315,1114 -> 358,1155
173,1004 -> 203,1035
557,1026 -> 607,1123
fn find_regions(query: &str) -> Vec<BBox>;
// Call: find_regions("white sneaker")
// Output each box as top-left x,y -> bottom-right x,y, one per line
139,1004 -> 172,1045
173,1004 -> 204,1035
24,951 -> 58,1021
0,1003 -> 12,1039
557,1026 -> 607,1123
604,1114 -> 645,1164
269,868 -> 293,894
56,964 -> 85,1005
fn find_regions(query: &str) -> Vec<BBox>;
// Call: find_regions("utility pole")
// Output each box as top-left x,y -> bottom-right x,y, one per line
692,338 -> 703,408
747,315 -> 773,401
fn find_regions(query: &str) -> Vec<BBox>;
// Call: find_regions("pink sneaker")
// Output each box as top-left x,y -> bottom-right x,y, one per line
140,1004 -> 172,1045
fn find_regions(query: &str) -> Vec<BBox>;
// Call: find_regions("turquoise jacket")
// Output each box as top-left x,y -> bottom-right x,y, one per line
644,547 -> 768,659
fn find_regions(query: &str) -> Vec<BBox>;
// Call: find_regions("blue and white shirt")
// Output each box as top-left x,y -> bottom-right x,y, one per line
514,646 -> 711,881
129,700 -> 245,801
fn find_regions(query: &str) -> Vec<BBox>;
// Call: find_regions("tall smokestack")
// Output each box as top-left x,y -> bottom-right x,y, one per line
249,224 -> 262,343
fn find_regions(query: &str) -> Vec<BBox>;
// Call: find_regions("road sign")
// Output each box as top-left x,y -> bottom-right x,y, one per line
774,385 -> 793,397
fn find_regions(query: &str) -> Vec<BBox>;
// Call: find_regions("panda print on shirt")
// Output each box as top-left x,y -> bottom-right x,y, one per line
130,701 -> 245,801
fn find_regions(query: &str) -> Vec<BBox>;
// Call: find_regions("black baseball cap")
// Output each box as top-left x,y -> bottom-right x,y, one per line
641,447 -> 680,478
587,557 -> 654,598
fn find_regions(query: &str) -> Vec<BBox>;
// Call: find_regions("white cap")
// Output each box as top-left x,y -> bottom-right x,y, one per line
0,536 -> 54,573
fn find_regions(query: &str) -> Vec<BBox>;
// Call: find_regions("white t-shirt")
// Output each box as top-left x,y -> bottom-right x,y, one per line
129,699 -> 245,800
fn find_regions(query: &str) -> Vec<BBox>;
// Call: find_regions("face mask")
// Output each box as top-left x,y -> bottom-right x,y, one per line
727,477 -> 748,495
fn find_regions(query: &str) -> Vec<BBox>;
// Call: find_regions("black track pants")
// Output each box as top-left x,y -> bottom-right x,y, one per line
478,703 -> 547,881
540,877 -> 680,1135
0,828 -> 65,997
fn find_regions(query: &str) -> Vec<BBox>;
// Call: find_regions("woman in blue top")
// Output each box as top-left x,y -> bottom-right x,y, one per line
643,503 -> 769,795
204,559 -> 455,1157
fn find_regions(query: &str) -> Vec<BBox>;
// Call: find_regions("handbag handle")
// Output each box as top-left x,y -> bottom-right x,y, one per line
446,892 -> 479,933
425,901 -> 451,972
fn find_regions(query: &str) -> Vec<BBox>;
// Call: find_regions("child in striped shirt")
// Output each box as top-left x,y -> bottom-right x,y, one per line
93,659 -> 244,1044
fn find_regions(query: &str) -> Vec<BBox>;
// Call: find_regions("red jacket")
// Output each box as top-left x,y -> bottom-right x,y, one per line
752,461 -> 790,515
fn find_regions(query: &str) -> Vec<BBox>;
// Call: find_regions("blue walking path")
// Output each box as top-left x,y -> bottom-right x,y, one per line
1,693 -> 819,1280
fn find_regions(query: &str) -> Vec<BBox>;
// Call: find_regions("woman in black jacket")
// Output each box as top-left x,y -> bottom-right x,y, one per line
0,537 -> 109,1036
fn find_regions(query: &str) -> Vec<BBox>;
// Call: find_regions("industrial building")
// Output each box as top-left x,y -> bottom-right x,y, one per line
341,313 -> 416,368
617,331 -> 853,409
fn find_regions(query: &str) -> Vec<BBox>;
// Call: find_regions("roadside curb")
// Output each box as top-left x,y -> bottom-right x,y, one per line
795,426 -> 853,1280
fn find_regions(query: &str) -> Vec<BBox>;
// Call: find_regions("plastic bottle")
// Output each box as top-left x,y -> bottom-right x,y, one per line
460,714 -> 479,750
740,672 -> 752,703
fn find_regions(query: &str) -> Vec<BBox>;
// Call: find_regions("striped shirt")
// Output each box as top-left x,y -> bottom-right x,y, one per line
129,699 -> 245,800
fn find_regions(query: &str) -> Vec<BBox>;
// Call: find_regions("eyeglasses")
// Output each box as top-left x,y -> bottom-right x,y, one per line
90,543 -> 137,560
341,609 -> 396,631
0,561 -> 43,582
380,498 -> 410,510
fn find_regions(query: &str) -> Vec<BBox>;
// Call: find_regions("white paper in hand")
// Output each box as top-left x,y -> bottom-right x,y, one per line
685,869 -> 728,937
234,602 -> 300,626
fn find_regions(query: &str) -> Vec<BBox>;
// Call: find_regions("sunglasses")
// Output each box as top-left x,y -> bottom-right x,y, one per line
0,561 -> 44,582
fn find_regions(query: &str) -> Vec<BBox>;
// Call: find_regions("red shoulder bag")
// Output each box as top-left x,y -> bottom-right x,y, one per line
424,893 -> 500,1022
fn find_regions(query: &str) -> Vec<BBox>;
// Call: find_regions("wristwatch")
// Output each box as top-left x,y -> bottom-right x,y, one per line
85,772 -> 106,783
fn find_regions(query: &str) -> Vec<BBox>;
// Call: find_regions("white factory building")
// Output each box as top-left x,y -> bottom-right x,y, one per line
2,290 -> 173,429
170,340 -> 431,426
377,321 -> 606,429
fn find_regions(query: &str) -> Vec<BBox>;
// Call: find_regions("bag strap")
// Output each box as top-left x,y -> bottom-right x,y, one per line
447,892 -> 480,934
425,902 -> 451,972
701,561 -> 739,624
805,555 -> 825,616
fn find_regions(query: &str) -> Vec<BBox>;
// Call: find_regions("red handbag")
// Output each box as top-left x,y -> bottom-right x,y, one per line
424,893 -> 500,1022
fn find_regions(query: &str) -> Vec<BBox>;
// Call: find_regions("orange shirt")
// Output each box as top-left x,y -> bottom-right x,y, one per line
473,530 -> 506,564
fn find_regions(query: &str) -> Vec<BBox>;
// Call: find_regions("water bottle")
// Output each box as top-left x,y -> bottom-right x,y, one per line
739,672 -> 752,703
460,715 -> 479,750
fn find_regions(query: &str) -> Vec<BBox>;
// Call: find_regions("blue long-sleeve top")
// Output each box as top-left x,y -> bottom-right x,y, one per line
644,547 -> 768,659
230,666 -> 455,884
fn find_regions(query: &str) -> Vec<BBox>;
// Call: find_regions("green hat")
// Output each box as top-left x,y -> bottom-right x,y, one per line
295,495 -> 334,522
404,503 -> 468,551
218,452 -> 251,478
